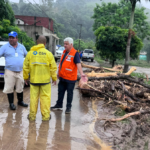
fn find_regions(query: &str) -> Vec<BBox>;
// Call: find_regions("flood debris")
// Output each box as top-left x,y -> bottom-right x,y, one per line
79,62 -> 150,149
81,62 -> 123,73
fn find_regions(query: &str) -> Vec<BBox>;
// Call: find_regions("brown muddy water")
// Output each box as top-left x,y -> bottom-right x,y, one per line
0,79 -> 111,150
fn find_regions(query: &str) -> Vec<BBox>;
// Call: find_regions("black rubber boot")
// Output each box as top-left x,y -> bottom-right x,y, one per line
7,93 -> 16,110
17,92 -> 28,107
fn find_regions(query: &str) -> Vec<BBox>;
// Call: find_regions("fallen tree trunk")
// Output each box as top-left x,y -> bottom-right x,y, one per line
103,67 -> 123,72
81,62 -> 123,72
86,75 -> 150,89
99,110 -> 150,122
85,71 -> 117,77
81,62 -> 100,69
125,67 -> 136,75
85,67 -> 136,78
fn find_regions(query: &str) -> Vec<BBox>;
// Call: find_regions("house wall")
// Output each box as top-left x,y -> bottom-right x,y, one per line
15,15 -> 54,32
17,25 -> 58,55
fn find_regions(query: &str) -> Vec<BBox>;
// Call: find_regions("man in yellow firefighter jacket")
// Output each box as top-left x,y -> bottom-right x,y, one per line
23,35 -> 57,121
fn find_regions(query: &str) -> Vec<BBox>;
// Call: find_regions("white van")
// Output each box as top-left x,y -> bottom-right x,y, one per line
0,41 -> 8,82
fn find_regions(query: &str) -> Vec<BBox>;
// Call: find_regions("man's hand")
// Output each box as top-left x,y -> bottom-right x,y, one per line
25,79 -> 29,85
52,80 -> 57,86
81,74 -> 87,82
57,73 -> 59,79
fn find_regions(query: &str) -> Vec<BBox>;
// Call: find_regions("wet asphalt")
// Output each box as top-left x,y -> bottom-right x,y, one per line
0,60 -> 115,150
0,79 -> 102,150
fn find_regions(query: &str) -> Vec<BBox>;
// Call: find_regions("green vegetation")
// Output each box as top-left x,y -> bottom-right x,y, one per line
94,56 -> 104,64
116,59 -> 150,68
115,108 -> 130,123
94,26 -> 143,67
123,0 -> 150,72
0,19 -> 35,51
144,141 -> 149,150
130,72 -> 150,85
0,0 -> 15,25
0,0 -> 35,51
92,0 -> 150,40
130,72 -> 146,79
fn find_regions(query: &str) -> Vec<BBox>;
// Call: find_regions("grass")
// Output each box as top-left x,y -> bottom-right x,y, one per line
144,141 -> 149,150
114,108 -> 130,124
116,59 -> 150,68
130,72 -> 146,79
94,56 -> 104,64
130,72 -> 150,85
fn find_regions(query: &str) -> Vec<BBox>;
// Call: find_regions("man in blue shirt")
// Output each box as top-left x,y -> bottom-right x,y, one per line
0,31 -> 28,110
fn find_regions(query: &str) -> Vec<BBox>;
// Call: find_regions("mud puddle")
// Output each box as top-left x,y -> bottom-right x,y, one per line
89,99 -> 112,150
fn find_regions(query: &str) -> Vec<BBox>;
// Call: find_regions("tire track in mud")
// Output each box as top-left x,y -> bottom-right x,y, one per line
90,99 -> 112,150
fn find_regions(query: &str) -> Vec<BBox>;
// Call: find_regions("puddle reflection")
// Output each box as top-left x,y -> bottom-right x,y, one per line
51,111 -> 71,150
26,121 -> 49,150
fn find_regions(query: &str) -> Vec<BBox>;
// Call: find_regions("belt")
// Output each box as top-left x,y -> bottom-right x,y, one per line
13,71 -> 21,73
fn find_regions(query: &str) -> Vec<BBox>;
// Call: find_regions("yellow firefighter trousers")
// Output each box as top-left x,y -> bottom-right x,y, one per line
29,84 -> 51,121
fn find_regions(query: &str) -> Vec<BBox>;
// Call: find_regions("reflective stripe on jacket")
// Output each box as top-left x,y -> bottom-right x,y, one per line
23,44 -> 57,83
59,47 -> 77,81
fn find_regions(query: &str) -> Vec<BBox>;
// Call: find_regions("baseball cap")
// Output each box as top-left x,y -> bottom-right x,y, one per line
8,31 -> 18,37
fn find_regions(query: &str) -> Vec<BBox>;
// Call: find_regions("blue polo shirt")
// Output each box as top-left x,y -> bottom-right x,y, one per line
0,42 -> 27,72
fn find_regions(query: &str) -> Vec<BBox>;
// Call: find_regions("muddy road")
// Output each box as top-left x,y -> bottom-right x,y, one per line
1,59 -> 148,150
0,66 -> 111,150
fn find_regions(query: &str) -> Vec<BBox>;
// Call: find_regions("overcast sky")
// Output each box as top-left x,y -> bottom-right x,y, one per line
10,0 -> 150,9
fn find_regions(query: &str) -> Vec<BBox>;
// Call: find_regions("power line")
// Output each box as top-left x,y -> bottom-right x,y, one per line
31,0 -> 50,18
25,0 -> 43,14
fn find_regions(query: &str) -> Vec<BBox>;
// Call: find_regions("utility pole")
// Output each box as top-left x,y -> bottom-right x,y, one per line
78,24 -> 82,51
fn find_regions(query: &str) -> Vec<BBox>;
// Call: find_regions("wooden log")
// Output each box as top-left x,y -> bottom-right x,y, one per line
100,110 -> 150,122
103,67 -> 123,72
86,75 -> 150,89
84,67 -> 136,78
81,62 -> 100,69
81,62 -> 122,72
125,67 -> 136,75
78,76 -> 89,95
85,71 -> 117,77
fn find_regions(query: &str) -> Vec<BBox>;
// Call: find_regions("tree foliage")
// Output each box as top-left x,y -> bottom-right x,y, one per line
0,0 -> 15,25
95,26 -> 143,67
0,19 -> 35,51
92,0 -> 150,40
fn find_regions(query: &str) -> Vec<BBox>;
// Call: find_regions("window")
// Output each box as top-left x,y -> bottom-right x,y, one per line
84,49 -> 93,53
58,47 -> 65,51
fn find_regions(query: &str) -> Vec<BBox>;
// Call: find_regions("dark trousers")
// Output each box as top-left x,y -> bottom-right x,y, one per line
56,80 -> 75,109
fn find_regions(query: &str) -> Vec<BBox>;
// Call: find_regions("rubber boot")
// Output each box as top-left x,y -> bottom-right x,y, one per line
7,93 -> 16,110
17,92 -> 28,107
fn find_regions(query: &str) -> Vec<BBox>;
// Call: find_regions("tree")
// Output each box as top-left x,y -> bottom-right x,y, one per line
0,0 -> 15,25
92,0 -> 150,40
123,0 -> 150,73
95,26 -> 143,67
74,39 -> 87,51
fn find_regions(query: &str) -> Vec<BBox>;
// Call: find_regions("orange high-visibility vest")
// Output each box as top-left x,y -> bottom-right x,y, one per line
59,48 -> 77,81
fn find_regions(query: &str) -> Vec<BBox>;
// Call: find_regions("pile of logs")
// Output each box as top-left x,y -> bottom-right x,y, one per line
78,62 -> 150,122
